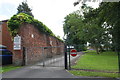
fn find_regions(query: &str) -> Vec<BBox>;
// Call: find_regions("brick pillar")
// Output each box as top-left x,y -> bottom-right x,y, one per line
13,49 -> 23,66
13,35 -> 23,66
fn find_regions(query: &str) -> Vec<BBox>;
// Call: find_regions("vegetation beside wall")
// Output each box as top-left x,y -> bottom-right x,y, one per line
7,13 -> 63,42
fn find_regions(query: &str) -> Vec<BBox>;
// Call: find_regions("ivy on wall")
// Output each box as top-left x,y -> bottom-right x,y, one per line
8,13 -> 63,42
8,13 -> 54,36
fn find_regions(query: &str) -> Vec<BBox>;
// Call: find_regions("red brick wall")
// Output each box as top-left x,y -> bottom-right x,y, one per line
1,22 -> 64,66
0,21 -> 13,53
48,36 -> 64,55
16,23 -> 48,65
18,23 -> 64,65
19,23 -> 47,47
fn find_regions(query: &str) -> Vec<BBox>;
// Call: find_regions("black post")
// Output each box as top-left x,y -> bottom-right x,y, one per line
116,39 -> 120,73
64,45 -> 68,69
69,46 -> 71,70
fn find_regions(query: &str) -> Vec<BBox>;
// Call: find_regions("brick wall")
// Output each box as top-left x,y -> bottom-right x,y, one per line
17,23 -> 64,65
1,21 -> 64,66
0,20 -> 13,53
15,23 -> 47,65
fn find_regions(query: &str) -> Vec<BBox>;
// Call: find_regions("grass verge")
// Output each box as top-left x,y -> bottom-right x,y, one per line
69,50 -> 119,78
0,65 -> 22,73
69,70 -> 119,78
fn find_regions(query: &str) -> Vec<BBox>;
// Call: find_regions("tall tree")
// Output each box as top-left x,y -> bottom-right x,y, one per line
96,2 -> 120,73
82,5 -> 106,54
63,12 -> 86,51
17,1 -> 34,17
97,2 -> 120,51
74,1 -> 120,52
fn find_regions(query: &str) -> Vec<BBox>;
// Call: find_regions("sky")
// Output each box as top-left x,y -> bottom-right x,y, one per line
0,0 -> 99,39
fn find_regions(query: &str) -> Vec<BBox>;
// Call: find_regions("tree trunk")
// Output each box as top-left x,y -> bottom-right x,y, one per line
99,46 -> 104,53
95,47 -> 99,54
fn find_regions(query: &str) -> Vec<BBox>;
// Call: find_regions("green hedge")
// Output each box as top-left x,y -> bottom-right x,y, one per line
8,13 -> 63,42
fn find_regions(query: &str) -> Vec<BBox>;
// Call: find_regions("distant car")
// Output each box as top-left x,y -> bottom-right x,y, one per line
0,45 -> 13,65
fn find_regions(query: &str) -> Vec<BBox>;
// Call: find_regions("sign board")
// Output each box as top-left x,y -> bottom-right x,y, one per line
49,37 -> 52,46
70,49 -> 77,57
13,35 -> 21,50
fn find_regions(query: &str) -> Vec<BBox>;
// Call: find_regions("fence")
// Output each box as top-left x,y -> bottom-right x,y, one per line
24,46 -> 65,67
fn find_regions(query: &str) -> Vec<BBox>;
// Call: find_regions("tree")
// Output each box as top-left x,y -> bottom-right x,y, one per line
73,3 -> 111,53
97,2 -> 120,51
96,2 -> 120,73
63,12 -> 86,51
74,1 -> 120,52
82,5 -> 106,54
64,2 -> 119,53
73,1 -> 120,72
63,5 -> 105,53
17,1 -> 34,17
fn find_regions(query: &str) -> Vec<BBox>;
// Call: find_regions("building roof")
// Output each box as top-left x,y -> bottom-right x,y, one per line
1,19 -> 8,22
0,20 -> 8,25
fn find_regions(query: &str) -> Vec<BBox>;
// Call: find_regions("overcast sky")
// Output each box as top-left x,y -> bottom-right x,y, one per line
0,0 -> 99,39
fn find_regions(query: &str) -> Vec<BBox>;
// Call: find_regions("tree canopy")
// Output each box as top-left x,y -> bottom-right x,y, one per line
63,2 -> 120,53
63,11 -> 87,51
97,2 -> 120,51
17,1 -> 34,17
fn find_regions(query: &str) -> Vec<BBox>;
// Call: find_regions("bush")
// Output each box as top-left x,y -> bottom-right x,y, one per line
8,13 -> 54,37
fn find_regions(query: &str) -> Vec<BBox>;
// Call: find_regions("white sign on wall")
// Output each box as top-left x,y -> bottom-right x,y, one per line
13,34 -> 21,50
49,37 -> 52,46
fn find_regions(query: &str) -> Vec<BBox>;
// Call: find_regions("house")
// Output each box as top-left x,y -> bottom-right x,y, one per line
0,20 -> 13,53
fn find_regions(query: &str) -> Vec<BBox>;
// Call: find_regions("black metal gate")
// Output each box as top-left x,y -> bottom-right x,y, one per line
24,46 -> 65,67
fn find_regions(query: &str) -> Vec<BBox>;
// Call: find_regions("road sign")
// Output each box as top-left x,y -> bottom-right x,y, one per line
70,49 -> 77,57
